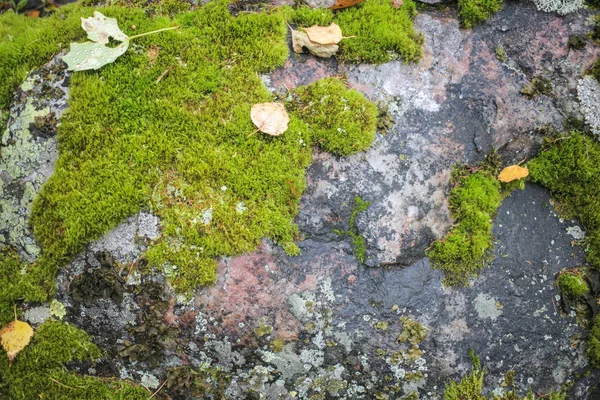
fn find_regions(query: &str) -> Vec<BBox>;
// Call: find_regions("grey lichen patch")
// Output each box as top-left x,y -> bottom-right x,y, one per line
23,304 -> 51,325
473,293 -> 503,321
0,57 -> 70,261
577,76 -> 600,138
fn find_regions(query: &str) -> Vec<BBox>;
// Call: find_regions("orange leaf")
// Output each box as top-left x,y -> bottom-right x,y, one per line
1,320 -> 33,362
329,0 -> 366,9
498,165 -> 529,182
27,10 -> 40,18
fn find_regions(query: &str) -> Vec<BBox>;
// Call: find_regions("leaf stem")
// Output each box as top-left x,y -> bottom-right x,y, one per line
129,26 -> 180,41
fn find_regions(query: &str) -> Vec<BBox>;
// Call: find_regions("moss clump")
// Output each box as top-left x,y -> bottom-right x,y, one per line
458,0 -> 502,29
520,76 -> 553,98
444,350 -> 485,400
0,6 -> 91,118
0,249 -> 48,325
335,196 -> 372,263
289,77 -> 378,156
589,315 -> 600,368
288,0 -> 422,64
495,46 -> 507,62
528,132 -> 600,270
427,167 -> 502,285
334,0 -> 422,64
557,272 -> 590,297
568,34 -> 587,50
0,320 -> 148,400
18,3 -> 381,294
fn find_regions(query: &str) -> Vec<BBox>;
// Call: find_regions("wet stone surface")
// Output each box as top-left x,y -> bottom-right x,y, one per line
2,1 -> 600,399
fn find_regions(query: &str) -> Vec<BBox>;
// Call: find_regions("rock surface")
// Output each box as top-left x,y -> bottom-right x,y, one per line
2,1 -> 600,399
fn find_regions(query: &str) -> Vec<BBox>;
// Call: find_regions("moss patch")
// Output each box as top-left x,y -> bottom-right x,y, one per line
289,0 -> 422,64
0,320 -> 148,400
16,2 -> 384,293
444,350 -> 567,400
288,77 -> 378,156
427,166 -> 502,285
458,0 -> 502,29
557,272 -> 590,297
335,196 -> 372,263
589,315 -> 600,368
528,132 -> 600,271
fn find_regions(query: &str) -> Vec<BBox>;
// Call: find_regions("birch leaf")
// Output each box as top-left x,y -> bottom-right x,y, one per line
63,41 -> 130,71
1,320 -> 33,362
498,165 -> 529,182
250,103 -> 289,136
81,11 -> 129,44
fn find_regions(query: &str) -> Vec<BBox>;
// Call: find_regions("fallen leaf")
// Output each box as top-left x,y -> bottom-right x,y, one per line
304,23 -> 343,45
329,0 -> 366,9
498,165 -> 529,182
1,320 -> 33,362
250,103 -> 289,136
27,10 -> 40,18
63,41 -> 130,72
81,11 -> 128,44
291,29 -> 339,58
390,0 -> 403,8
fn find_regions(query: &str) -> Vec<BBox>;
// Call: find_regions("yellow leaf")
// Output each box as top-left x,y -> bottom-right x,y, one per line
1,320 -> 33,362
498,165 -> 529,182
304,23 -> 343,45
250,103 -> 289,136
329,0 -> 366,10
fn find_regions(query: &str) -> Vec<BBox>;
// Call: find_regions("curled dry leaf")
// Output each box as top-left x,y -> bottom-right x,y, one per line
292,29 -> 339,59
498,165 -> 529,182
250,103 -> 289,136
1,319 -> 33,362
304,23 -> 343,45
390,0 -> 403,8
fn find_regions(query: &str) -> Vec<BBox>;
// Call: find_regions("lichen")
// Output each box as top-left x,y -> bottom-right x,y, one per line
521,76 -> 553,98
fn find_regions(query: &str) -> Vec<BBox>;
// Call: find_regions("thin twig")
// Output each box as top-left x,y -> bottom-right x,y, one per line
155,67 -> 172,84
49,377 -> 79,390
147,379 -> 168,400
129,26 -> 180,41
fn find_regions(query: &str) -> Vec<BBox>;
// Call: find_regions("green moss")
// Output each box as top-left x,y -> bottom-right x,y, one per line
289,77 -> 378,156
589,315 -> 600,368
444,350 -> 485,400
165,364 -> 229,398
495,46 -> 507,62
520,76 -> 553,98
567,34 -> 587,50
10,3 -> 383,294
0,5 -> 91,115
335,196 -> 372,263
528,132 -> 600,271
0,320 -> 148,400
427,167 -> 502,286
557,272 -> 589,297
289,6 -> 334,26
334,0 -> 422,64
458,0 -> 502,29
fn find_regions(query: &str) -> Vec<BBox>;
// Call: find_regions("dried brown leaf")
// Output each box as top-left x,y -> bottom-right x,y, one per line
250,103 -> 289,136
304,23 -> 343,45
291,29 -> 339,58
